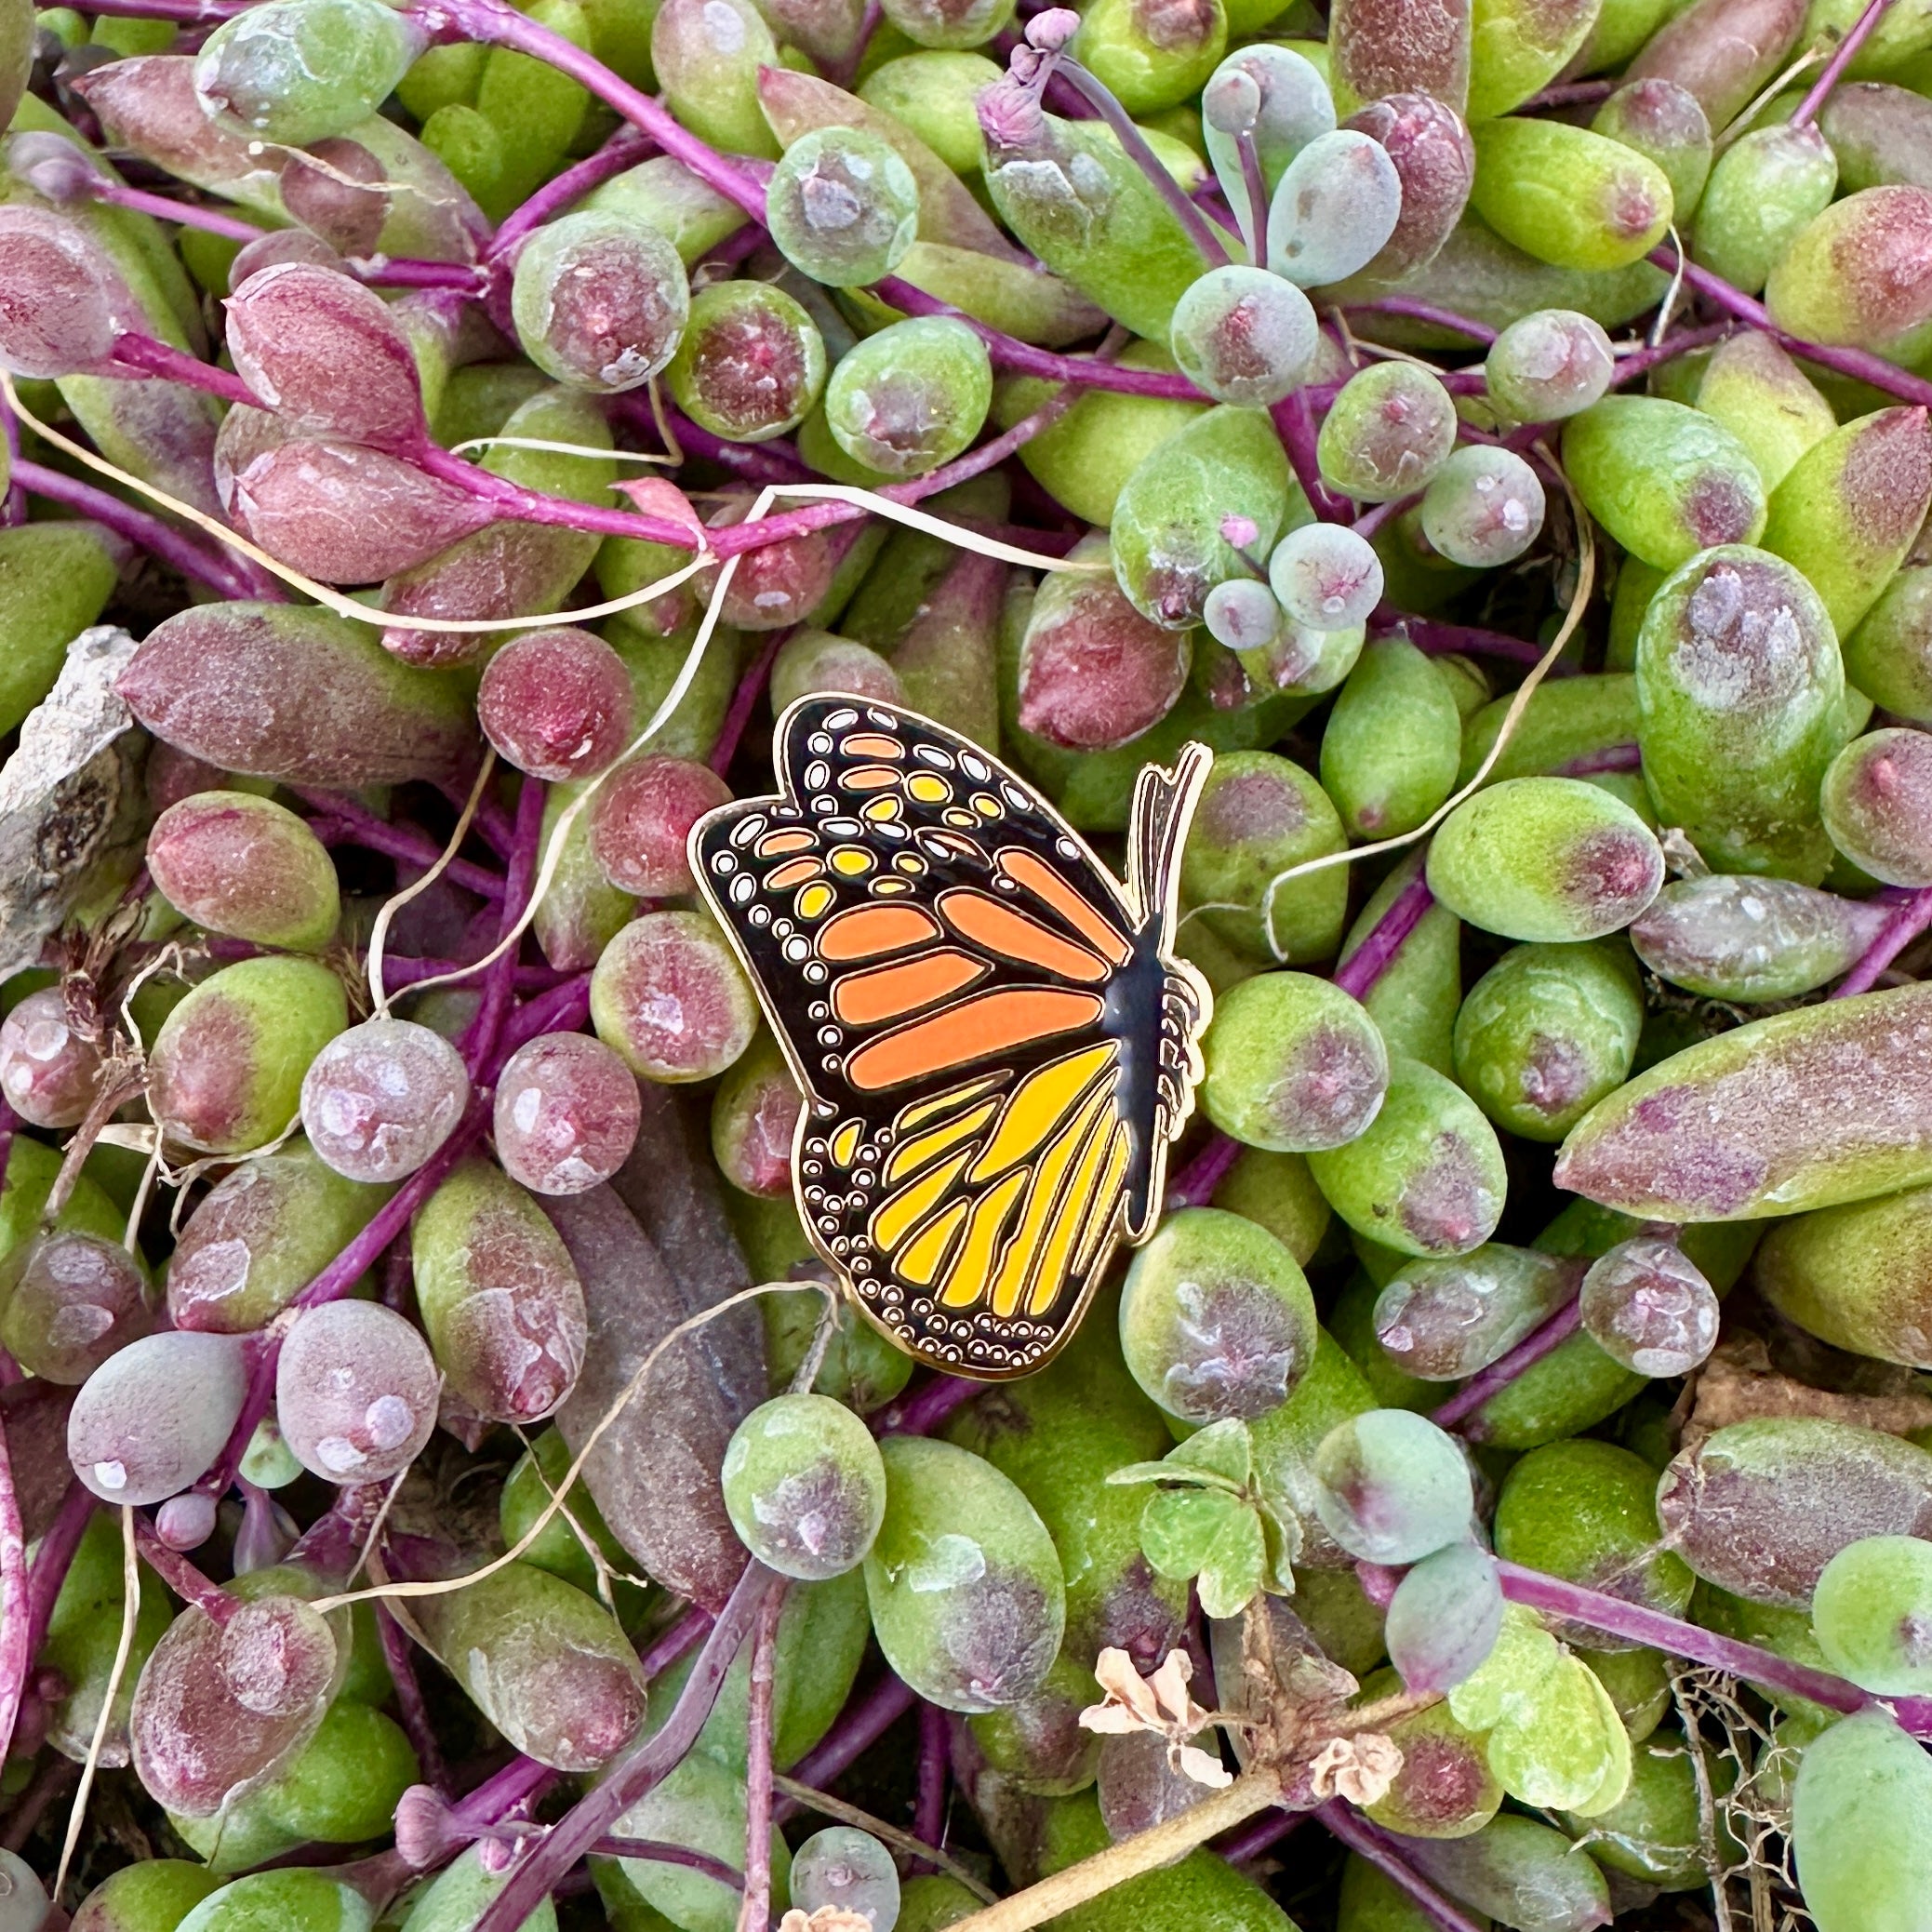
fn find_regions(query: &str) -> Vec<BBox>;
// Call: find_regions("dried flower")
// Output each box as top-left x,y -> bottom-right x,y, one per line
779,1910 -> 876,1932
1307,1731 -> 1405,1807
1079,1646 -> 1233,1789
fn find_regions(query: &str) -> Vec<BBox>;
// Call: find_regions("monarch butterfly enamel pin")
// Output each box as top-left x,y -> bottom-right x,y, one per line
689,698 -> 1215,1380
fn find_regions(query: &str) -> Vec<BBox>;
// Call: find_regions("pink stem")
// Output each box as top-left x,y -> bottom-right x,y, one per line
1609,321 -> 1734,387
54,0 -> 243,16
1234,127 -> 1268,267
132,1515 -> 235,1623
1318,1803 -> 1488,1932
92,180 -> 265,242
1518,78 -> 1616,110
738,1583 -> 786,1932
472,1561 -> 784,1932
1653,244 -> 1932,409
452,1754 -> 557,1832
1495,1560 -> 1932,1731
1792,0 -> 1899,126
1430,1299 -> 1582,1433
360,260 -> 488,291
379,1606 -> 451,1795
710,629 -> 791,777
1833,885 -> 1932,995
24,1483 -> 94,1661
1333,873 -> 1436,1001
1216,1805 -> 1308,1866
1339,297 -> 1497,344
1,397 -> 22,526
0,1412 -> 29,1765
489,127 -> 659,261
14,458 -> 263,599
774,1672 -> 918,1820
416,0 -> 769,219
592,1839 -> 745,1887
640,1606 -> 711,1679
1055,59 -> 1230,269
1164,1133 -> 1242,1209
636,400 -> 815,486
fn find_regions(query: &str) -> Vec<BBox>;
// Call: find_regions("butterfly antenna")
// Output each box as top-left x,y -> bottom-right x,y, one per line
1126,740 -> 1214,940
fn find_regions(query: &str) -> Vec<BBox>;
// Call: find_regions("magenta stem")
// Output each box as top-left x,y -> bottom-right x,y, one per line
1609,321 -> 1734,387
1273,390 -> 1352,524
380,957 -> 566,993
463,776 -> 546,1075
710,628 -> 791,777
24,1482 -> 94,1660
1217,1805 -> 1308,1865
875,280 -> 1208,399
1430,1299 -> 1581,1433
92,180 -> 265,241
635,399 -> 815,486
417,0 -> 769,220
911,1698 -> 949,1871
1834,885 -> 1932,995
132,1515 -> 234,1623
108,331 -> 259,407
1055,59 -> 1230,268
361,259 -> 488,291
14,458 -> 263,600
0,1411 -> 29,1765
639,1606 -> 712,1680
1234,127 -> 1269,266
590,1839 -> 746,1888
776,1672 -> 918,1820
1792,0 -> 1898,126
490,975 -> 593,1069
379,1605 -> 451,1795
489,127 -> 659,261
1164,1133 -> 1242,1209
1390,611 -> 1554,670
1340,297 -> 1498,344
452,1754 -> 557,1832
1,396 -> 22,526
1653,243 -> 1932,409
1518,78 -> 1616,110
1334,873 -> 1436,1001
472,1561 -> 783,1932
54,0 -> 243,16
1317,1803 -> 1488,1932
292,789 -> 508,901
874,1375 -> 980,1439
1494,1560 -> 1932,1731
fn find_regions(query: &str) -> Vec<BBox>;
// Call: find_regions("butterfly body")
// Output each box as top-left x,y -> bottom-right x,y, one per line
690,698 -> 1214,1380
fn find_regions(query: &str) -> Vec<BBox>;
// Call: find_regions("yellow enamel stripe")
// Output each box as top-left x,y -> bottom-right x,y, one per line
896,1075 -> 1000,1133
882,1101 -> 997,1186
967,1044 -> 1114,1183
898,1198 -> 970,1286
828,1120 -> 862,1168
1028,1096 -> 1123,1316
1072,1125 -> 1132,1279
872,1149 -> 972,1253
987,1086 -> 1113,1319
936,1168 -> 1030,1309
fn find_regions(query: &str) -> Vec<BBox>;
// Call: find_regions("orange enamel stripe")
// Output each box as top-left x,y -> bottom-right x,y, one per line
843,988 -> 1105,1092
766,857 -> 821,890
841,765 -> 900,792
968,1043 -> 1114,1182
872,1149 -> 972,1252
817,902 -> 942,962
938,888 -> 1111,983
756,829 -> 817,857
833,948 -> 988,1027
1072,1126 -> 1131,1278
1029,1098 -> 1122,1316
898,1198 -> 969,1286
883,1100 -> 997,1185
987,1086 -> 1113,1319
995,849 -> 1132,966
844,733 -> 901,758
936,1168 -> 1029,1309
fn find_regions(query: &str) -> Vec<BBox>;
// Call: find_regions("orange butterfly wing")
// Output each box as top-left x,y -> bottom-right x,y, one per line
690,698 -> 1211,1379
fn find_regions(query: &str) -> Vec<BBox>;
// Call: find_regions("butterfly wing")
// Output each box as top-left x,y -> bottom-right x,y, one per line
690,697 -> 1210,1379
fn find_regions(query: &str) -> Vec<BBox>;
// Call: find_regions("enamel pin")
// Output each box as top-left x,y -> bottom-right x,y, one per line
689,697 -> 1215,1380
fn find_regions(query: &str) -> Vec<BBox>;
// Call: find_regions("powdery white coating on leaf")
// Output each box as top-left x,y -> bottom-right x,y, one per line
66,1328 -> 250,1506
276,1299 -> 440,1484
